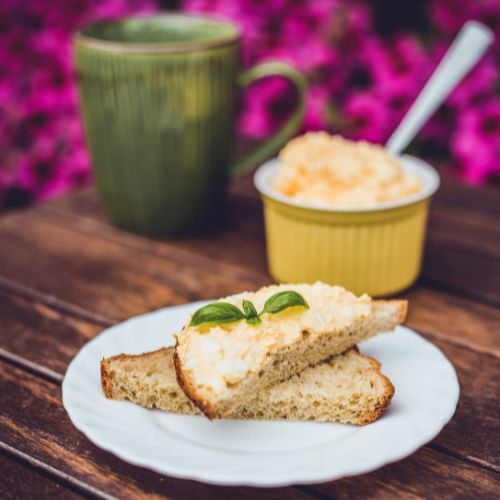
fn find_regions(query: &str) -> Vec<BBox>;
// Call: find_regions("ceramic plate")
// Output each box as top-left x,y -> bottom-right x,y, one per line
62,301 -> 459,487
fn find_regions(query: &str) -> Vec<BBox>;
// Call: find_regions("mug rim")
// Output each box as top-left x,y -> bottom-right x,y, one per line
75,13 -> 241,53
254,154 -> 441,214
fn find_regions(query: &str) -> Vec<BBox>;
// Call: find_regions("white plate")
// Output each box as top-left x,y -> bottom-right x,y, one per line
62,301 -> 459,487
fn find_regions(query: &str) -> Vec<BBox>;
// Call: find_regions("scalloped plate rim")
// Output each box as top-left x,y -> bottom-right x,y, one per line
62,301 -> 460,487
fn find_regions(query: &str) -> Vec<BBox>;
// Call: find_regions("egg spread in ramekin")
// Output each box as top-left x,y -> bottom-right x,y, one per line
254,132 -> 440,296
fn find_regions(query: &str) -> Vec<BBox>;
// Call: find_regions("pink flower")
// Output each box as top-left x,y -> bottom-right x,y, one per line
238,76 -> 296,138
58,145 -> 93,188
430,0 -> 477,36
447,55 -> 498,109
303,86 -> 330,131
333,2 -> 373,52
371,35 -> 429,99
420,104 -> 454,149
342,92 -> 390,143
17,139 -> 58,191
450,100 -> 500,184
282,0 -> 338,39
258,37 -> 338,75
2,0 -> 500,208
96,0 -> 157,19
0,0 -> 160,206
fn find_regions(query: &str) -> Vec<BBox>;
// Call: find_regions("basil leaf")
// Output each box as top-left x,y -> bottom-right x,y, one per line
242,300 -> 258,319
262,291 -> 309,315
247,316 -> 261,325
190,302 -> 245,327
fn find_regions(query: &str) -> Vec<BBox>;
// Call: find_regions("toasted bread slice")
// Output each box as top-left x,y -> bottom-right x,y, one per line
175,283 -> 406,419
101,346 -> 394,425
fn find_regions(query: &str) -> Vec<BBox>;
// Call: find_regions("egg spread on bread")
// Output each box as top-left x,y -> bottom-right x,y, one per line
175,282 -> 371,393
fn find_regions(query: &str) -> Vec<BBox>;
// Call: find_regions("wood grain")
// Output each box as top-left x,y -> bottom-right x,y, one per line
39,182 -> 500,305
0,454 -> 83,500
0,291 -> 102,380
0,197 -> 498,355
403,287 -> 500,356
0,288 -> 498,472
1,175 -> 500,497
0,361 -> 313,500
311,447 -> 500,499
37,190 -> 269,280
0,212 -> 260,322
0,213 -> 500,362
434,179 -> 500,217
422,245 -> 500,307
428,203 -> 500,261
423,339 -> 500,469
1,359 -> 499,499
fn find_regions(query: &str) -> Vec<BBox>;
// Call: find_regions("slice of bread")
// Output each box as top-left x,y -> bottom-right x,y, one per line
101,346 -> 395,425
175,283 -> 406,419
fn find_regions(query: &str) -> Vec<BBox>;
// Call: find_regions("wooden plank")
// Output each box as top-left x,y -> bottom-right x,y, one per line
426,338 -> 500,469
1,182 -> 498,496
36,190 -> 269,278
33,198 -> 268,288
0,454 -> 82,499
0,212 -> 261,322
46,178 -> 500,264
0,290 -> 498,471
2,202 -> 500,355
422,244 -> 500,307
40,185 -> 500,305
404,287 -> 500,357
428,202 -> 500,261
0,292 -> 102,380
311,446 -> 500,499
0,361 -> 313,500
1,361 -> 498,499
434,179 -> 500,217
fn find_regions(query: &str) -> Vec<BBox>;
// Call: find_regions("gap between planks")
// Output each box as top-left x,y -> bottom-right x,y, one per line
0,275 -> 116,327
0,310 -> 497,480
40,195 -> 500,266
40,188 -> 500,266
0,343 -> 496,497
0,237 -> 497,362
0,443 -> 117,500
33,205 -> 266,287
421,272 -> 500,310
0,428 -> 324,500
427,443 -> 500,475
2,194 -> 498,491
14,202 -> 500,311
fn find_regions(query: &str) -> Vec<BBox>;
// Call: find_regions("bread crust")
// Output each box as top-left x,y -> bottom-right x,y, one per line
355,355 -> 395,425
175,299 -> 406,419
174,340 -> 217,419
100,358 -> 114,399
379,299 -> 408,325
101,348 -> 168,400
353,300 -> 403,425
102,345 -> 395,425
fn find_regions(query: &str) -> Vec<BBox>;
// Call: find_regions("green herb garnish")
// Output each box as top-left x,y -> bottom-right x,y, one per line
190,302 -> 244,327
189,291 -> 309,328
262,291 -> 309,314
242,299 -> 260,325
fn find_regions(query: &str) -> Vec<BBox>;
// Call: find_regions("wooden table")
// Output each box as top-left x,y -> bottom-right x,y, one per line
1,174 -> 499,499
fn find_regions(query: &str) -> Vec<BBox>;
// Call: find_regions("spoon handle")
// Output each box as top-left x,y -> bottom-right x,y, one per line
386,20 -> 494,156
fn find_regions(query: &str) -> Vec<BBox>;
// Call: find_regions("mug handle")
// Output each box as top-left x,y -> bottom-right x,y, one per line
231,62 -> 307,178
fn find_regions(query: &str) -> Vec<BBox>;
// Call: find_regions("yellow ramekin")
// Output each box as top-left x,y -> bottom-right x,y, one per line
254,155 -> 440,297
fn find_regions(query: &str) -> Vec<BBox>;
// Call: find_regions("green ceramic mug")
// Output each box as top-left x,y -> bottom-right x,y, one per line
75,14 -> 306,234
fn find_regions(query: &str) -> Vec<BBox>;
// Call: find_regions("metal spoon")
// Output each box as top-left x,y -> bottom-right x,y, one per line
386,20 -> 494,155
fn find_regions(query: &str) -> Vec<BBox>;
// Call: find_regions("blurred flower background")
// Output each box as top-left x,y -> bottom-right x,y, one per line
0,0 -> 499,208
